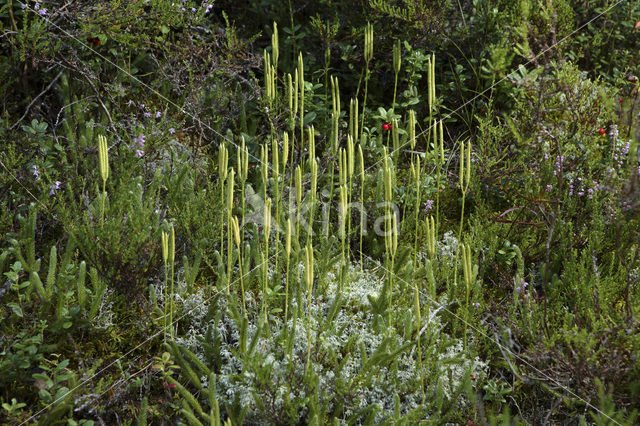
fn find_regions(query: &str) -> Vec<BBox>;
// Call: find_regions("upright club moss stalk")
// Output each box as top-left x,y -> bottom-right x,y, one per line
327,76 -> 341,237
453,141 -> 471,289
226,169 -> 235,292
264,50 -> 275,109
261,143 -> 269,201
358,144 -> 365,270
461,243 -> 477,351
412,156 -> 422,263
272,137 -> 280,273
360,22 -> 373,142
391,39 -> 401,116
169,225 -> 175,339
262,198 -> 272,325
287,73 -> 295,132
231,216 -> 246,319
295,165 -> 302,239
281,133 -> 290,230
385,212 -> 398,336
382,148 -> 397,333
238,138 -> 249,243
350,98 -> 359,143
97,135 -> 109,229
425,215 -> 436,260
436,120 -> 444,231
161,223 -> 176,341
298,53 -> 305,162
308,127 -> 318,242
339,183 -> 348,291
347,134 -> 355,260
161,228 -> 169,343
413,281 -> 425,403
391,118 -> 400,165
271,21 -> 279,69
284,218 -> 292,324
304,243 -> 314,375
218,145 -> 229,258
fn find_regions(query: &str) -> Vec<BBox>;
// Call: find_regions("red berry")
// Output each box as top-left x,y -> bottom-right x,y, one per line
619,97 -> 624,103
599,128 -> 606,135
382,123 -> 390,131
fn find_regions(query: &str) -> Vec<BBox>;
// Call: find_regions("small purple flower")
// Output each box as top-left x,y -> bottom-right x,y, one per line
39,8 -> 47,16
578,191 -> 584,197
34,3 -> 40,10
515,278 -> 528,294
21,3 -> 26,9
424,199 -> 434,211
544,153 -> 549,160
569,184 -> 574,196
191,7 -> 196,12
49,181 -> 61,195
588,188 -> 594,199
205,4 -> 213,13
143,112 -> 152,118
31,165 -> 40,180
169,128 -> 175,134
546,184 -> 552,191
134,134 -> 146,147
622,141 -> 630,155
136,149 -> 145,158
609,125 -> 619,141
155,111 -> 162,119
472,302 -> 481,308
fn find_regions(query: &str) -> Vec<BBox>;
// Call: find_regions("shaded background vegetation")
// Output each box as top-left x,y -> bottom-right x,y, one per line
1,0 -> 639,424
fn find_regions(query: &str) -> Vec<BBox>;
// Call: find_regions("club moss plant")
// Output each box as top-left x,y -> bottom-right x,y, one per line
97,134 -> 109,229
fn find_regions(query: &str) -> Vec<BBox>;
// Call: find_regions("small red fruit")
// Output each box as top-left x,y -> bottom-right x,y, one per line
382,123 -> 390,131
619,97 -> 624,103
598,128 -> 606,135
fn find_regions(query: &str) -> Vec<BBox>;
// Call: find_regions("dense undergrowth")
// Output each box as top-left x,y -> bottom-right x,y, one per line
1,0 -> 640,424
